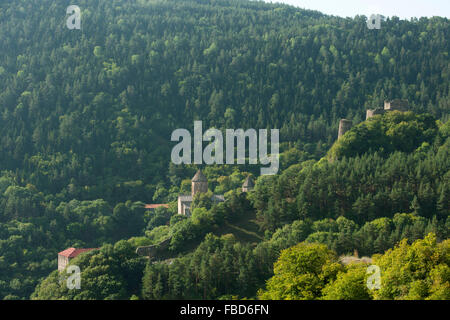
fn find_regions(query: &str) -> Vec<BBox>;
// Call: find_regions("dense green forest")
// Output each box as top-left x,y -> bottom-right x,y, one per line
0,0 -> 448,300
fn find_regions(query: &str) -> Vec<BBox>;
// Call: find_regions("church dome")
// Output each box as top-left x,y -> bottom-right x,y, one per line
192,169 -> 207,182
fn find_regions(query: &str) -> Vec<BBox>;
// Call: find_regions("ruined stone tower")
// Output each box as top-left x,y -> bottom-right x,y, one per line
191,169 -> 208,197
338,119 -> 353,139
366,99 -> 409,120
366,108 -> 385,120
384,99 -> 409,112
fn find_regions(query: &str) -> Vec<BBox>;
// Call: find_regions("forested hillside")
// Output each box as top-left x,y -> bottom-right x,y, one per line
0,0 -> 448,300
30,111 -> 450,300
0,0 -> 448,202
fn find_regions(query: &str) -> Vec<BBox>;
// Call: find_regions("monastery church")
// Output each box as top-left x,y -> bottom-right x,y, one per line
178,170 -> 224,216
58,170 -> 255,270
178,170 -> 255,216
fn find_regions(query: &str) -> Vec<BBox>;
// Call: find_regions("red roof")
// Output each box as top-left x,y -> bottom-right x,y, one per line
58,248 -> 98,258
145,204 -> 169,209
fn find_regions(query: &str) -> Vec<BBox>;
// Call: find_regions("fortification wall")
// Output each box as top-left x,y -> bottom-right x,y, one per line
366,109 -> 386,120
136,237 -> 172,259
384,99 -> 409,111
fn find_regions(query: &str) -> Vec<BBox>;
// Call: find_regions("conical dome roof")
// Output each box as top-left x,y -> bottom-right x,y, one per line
242,176 -> 255,188
192,170 -> 207,182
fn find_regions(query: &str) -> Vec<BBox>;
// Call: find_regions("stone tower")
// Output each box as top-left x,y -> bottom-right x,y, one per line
366,99 -> 409,120
338,119 -> 353,139
366,108 -> 386,120
384,99 -> 409,111
242,176 -> 255,192
191,169 -> 208,197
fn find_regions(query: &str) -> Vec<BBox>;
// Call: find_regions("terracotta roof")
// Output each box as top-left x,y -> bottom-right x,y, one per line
192,170 -> 207,182
58,248 -> 98,258
145,204 -> 169,209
